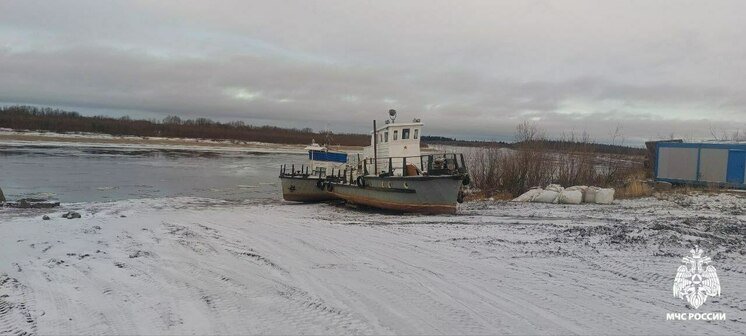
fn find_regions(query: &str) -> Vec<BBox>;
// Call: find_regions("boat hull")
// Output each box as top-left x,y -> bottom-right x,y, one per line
330,175 -> 463,214
279,176 -> 336,202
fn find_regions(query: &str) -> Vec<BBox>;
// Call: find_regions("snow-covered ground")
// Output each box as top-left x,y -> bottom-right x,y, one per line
1,193 -> 745,335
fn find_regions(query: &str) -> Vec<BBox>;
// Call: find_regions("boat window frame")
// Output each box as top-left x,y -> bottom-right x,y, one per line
393,130 -> 398,141
402,128 -> 410,140
384,131 -> 388,142
414,128 -> 419,139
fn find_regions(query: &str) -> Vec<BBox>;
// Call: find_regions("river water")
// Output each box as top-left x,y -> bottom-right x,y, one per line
0,143 -> 304,203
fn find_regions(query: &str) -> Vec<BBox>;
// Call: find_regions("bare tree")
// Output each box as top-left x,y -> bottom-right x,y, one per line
515,120 -> 545,143
468,121 -> 643,197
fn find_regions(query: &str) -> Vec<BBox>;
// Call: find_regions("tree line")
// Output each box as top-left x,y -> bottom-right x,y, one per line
0,105 -> 370,146
0,105 -> 647,155
422,136 -> 645,156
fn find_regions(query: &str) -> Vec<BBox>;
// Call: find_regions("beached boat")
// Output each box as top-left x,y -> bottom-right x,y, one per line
279,140 -> 347,202
279,110 -> 469,214
331,110 -> 469,214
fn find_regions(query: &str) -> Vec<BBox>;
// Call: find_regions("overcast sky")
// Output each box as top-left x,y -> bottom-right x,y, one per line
2,1 -> 745,144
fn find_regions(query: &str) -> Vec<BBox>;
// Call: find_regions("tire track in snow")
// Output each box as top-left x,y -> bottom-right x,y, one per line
0,274 -> 37,336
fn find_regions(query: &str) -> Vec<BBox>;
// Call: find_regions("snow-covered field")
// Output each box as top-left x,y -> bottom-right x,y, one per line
0,129 -> 474,158
1,193 -> 745,335
0,135 -> 308,155
0,129 -> 364,155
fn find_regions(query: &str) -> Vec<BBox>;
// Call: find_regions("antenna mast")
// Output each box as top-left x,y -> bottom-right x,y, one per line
373,120 -> 377,176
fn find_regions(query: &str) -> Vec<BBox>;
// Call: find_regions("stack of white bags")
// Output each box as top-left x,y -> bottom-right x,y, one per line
512,184 -> 615,204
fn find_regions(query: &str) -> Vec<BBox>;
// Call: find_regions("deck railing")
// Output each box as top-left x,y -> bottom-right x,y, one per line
280,153 -> 467,185
361,153 -> 467,177
279,163 -> 351,183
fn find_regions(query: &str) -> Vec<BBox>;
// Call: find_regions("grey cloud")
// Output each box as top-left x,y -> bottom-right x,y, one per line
1,1 -> 746,144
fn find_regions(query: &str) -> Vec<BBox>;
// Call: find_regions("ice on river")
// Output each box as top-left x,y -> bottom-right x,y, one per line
1,193 -> 745,335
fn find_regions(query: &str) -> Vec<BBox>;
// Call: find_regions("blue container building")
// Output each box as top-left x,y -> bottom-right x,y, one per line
655,142 -> 746,188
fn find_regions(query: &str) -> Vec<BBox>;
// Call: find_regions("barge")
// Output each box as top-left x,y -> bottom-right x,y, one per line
279,141 -> 347,202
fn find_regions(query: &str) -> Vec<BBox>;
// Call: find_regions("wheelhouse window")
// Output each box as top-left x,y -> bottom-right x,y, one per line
384,131 -> 389,142
402,128 -> 410,139
414,129 -> 419,139
393,130 -> 398,140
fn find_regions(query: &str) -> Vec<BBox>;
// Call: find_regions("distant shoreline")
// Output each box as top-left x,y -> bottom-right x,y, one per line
0,132 -> 365,154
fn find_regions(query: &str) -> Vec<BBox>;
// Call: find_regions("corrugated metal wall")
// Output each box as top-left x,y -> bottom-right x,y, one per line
699,148 -> 728,182
726,150 -> 746,184
657,147 -> 698,180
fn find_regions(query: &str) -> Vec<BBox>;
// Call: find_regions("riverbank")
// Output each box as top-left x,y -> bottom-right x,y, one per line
0,131 -> 364,154
1,194 -> 744,334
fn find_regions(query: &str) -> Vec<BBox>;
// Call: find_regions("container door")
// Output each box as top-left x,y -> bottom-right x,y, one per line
726,150 -> 746,184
